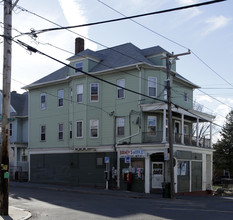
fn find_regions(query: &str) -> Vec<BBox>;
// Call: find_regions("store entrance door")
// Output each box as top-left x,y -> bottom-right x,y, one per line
152,162 -> 164,189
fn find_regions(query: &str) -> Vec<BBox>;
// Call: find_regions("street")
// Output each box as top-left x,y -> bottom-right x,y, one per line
9,183 -> 233,220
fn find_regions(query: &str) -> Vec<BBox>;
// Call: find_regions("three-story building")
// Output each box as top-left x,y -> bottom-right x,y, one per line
24,38 -> 214,193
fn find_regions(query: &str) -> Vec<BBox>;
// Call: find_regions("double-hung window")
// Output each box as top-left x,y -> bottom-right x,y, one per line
90,119 -> 99,138
77,84 -> 83,103
117,79 -> 125,99
69,122 -> 72,139
90,83 -> 99,102
40,125 -> 46,141
148,77 -> 157,97
77,121 -> 83,138
40,93 -> 46,110
75,62 -> 83,74
58,89 -> 64,107
116,118 -> 125,136
58,123 -> 64,140
148,116 -> 157,135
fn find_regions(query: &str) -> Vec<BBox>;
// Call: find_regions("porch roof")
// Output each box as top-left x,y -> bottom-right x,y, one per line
141,103 -> 215,122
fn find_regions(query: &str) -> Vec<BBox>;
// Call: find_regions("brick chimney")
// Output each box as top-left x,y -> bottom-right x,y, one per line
75,37 -> 84,54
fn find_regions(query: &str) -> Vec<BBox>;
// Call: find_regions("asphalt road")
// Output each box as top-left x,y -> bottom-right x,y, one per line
9,184 -> 233,220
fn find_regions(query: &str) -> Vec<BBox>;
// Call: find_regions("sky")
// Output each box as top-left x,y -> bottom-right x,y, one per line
0,0 -> 233,141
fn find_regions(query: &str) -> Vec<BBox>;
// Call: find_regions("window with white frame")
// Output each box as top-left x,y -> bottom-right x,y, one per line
75,62 -> 83,73
58,123 -> 64,140
148,77 -> 157,97
117,79 -> 125,99
77,84 -> 83,103
90,119 -> 99,138
76,121 -> 83,138
40,125 -> 46,141
90,83 -> 99,102
40,93 -> 46,110
58,89 -> 64,107
147,116 -> 157,135
116,117 -> 125,136
184,92 -> 188,102
69,122 -> 72,139
9,123 -> 13,136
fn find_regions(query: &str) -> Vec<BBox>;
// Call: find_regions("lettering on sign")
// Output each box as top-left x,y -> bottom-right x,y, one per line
120,149 -> 145,158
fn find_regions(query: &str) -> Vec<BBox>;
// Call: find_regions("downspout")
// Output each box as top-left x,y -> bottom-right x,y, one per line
136,65 -> 142,105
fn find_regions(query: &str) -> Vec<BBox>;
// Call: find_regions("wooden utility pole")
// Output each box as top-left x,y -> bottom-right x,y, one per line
0,0 -> 16,215
165,51 -> 190,199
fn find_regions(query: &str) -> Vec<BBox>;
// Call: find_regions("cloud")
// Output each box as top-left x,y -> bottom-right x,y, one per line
203,15 -> 231,36
58,0 -> 97,50
176,0 -> 201,18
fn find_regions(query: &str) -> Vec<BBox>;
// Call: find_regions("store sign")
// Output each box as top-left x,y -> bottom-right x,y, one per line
120,149 -> 145,158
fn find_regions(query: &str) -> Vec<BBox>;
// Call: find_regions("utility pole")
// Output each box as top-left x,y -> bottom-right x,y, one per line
165,50 -> 190,199
0,0 -> 18,215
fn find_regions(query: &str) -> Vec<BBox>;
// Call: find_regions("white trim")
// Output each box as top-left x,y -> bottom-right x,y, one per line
76,120 -> 83,138
90,83 -> 99,102
148,76 -> 157,97
116,78 -> 125,99
90,119 -> 99,138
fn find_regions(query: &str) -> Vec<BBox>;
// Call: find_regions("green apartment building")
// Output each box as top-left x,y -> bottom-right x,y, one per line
24,38 -> 215,193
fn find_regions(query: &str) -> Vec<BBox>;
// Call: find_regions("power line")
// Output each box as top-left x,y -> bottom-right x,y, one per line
6,2 -> 227,125
16,39 -> 223,129
96,1 -> 233,91
18,0 -> 225,36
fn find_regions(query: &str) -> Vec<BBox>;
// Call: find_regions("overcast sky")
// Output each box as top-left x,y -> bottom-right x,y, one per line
0,0 -> 232,141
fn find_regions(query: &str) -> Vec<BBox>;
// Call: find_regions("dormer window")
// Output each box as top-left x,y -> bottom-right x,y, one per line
75,62 -> 83,74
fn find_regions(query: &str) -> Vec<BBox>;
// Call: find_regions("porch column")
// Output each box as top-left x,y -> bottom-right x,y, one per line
145,156 -> 150,193
210,122 -> 213,148
181,114 -> 184,145
196,118 -> 199,147
202,153 -> 207,191
162,107 -> 166,143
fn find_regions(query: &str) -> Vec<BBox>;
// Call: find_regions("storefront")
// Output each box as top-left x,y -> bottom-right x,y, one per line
118,149 -> 146,192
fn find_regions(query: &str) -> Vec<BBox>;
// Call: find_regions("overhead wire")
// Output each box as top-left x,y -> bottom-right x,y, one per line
17,0 -> 225,36
3,1 -> 228,125
15,39 -> 224,129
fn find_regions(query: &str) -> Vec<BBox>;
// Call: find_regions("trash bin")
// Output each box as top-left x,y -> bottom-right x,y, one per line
162,182 -> 171,198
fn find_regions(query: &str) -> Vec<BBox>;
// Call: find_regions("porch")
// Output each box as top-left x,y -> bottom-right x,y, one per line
141,103 -> 215,149
142,131 -> 211,148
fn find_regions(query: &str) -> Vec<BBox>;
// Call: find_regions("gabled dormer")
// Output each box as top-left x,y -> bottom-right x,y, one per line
142,46 -> 176,71
67,38 -> 102,76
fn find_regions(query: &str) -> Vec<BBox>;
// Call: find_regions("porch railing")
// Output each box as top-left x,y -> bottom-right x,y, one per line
142,132 -> 211,148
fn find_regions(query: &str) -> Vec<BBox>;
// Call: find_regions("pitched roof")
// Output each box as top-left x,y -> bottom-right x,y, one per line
25,42 -> 197,88
10,91 -> 28,117
0,91 -> 28,117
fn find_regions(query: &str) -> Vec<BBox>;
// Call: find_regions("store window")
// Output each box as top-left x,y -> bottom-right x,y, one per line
177,161 -> 190,176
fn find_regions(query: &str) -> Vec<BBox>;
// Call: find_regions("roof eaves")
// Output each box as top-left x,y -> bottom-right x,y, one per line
22,76 -> 71,90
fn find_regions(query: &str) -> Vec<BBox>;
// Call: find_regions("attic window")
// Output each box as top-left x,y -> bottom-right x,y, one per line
75,62 -> 83,74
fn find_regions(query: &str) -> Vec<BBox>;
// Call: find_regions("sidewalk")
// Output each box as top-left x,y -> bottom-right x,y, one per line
0,206 -> 31,220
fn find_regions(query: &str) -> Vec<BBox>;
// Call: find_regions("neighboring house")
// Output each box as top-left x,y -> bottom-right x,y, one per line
0,91 -> 29,181
24,38 -> 215,193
